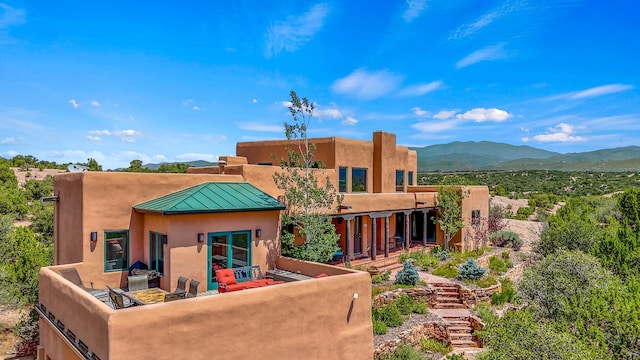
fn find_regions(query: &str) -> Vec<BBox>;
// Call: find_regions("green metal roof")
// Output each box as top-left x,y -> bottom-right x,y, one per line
133,182 -> 285,215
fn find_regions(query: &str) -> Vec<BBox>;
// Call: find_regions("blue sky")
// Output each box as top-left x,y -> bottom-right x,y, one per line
1,1 -> 638,169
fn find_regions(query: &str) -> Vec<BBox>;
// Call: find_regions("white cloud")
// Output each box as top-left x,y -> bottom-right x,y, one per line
362,112 -> 410,121
47,150 -> 106,165
398,80 -> 443,97
205,135 -> 228,142
2,150 -> 18,157
412,107 -> 430,117
332,69 -> 402,100
182,99 -> 194,106
88,129 -> 142,143
433,110 -> 458,119
86,135 -> 102,141
315,108 -> 342,119
403,0 -> 427,22
0,4 -> 25,29
240,122 -> 283,132
342,116 -> 358,126
456,108 -> 511,122
456,43 -> 508,69
69,99 -> 79,109
175,153 -> 217,162
449,1 -> 523,41
265,3 -> 331,58
533,123 -> 585,143
411,119 -> 459,133
90,100 -> 100,107
0,137 -> 17,145
570,84 -> 634,99
521,137 -> 529,142
280,101 -> 293,108
193,106 -> 201,111
88,129 -> 111,136
252,99 -> 258,103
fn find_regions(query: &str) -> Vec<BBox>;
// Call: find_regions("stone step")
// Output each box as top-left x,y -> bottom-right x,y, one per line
432,286 -> 459,291
442,316 -> 472,323
436,297 -> 463,303
449,333 -> 474,341
433,303 -> 468,309
436,291 -> 460,297
448,326 -> 473,332
451,340 -> 479,348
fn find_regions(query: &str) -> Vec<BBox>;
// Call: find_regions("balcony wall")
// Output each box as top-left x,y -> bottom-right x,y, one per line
39,258 -> 373,360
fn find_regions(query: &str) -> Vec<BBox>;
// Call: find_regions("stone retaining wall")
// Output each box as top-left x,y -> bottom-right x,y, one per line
460,284 -> 501,308
373,321 -> 448,358
372,287 -> 436,308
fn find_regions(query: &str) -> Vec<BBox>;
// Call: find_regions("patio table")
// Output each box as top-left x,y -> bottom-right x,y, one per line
125,288 -> 169,305
266,269 -> 313,282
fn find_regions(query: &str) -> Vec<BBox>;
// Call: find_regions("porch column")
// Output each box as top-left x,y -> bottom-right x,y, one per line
422,210 -> 428,246
404,210 -> 412,249
345,217 -> 352,261
384,216 -> 389,258
371,217 -> 377,260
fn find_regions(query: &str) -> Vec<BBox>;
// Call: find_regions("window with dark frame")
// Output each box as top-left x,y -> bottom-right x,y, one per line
104,230 -> 129,272
338,167 -> 348,193
149,232 -> 165,274
351,168 -> 367,192
396,170 -> 405,192
408,171 -> 414,186
472,209 -> 481,226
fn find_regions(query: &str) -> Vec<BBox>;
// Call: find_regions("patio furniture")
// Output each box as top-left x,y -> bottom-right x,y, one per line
266,268 -> 313,282
164,292 -> 185,302
174,276 -> 188,294
215,269 -> 265,293
249,265 -> 284,286
106,286 -> 133,309
126,288 -> 169,305
127,275 -> 149,292
186,279 -> 200,298
58,268 -> 102,294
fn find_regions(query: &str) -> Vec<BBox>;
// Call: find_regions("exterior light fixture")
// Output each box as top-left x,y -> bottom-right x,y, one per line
415,201 -> 427,206
339,205 -> 352,210
255,228 -> 262,238
353,292 -> 358,299
197,233 -> 205,243
161,235 -> 168,245
90,232 -> 98,242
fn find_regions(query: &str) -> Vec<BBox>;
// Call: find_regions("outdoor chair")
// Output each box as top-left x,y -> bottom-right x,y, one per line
174,276 -> 188,294
186,279 -> 200,298
106,286 -> 133,309
164,292 -> 185,302
58,268 -> 103,295
215,268 -> 265,293
127,275 -> 149,292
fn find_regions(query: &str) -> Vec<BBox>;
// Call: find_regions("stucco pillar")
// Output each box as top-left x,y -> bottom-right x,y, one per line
422,211 -> 428,246
404,210 -> 412,249
371,217 -> 377,260
345,218 -> 352,261
384,216 -> 389,258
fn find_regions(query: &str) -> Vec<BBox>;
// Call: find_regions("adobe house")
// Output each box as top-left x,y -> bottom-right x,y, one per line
37,130 -> 487,359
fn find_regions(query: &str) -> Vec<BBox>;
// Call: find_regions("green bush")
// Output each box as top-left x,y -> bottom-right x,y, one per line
458,258 -> 486,280
412,300 -> 428,314
445,353 -> 465,360
388,344 -> 422,360
400,250 -> 440,270
420,338 -> 452,354
432,263 -> 458,278
395,261 -> 420,286
381,270 -> 391,281
373,319 -> 388,335
395,295 -> 416,315
491,279 -> 515,306
372,287 -> 385,297
474,302 -> 497,323
379,304 -> 404,327
517,206 -> 534,218
471,275 -> 498,288
372,274 -> 384,284
501,250 -> 510,260
490,230 -> 523,250
488,255 -> 508,274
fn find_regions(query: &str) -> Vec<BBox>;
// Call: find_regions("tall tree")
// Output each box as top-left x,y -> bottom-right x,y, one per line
437,186 -> 466,250
272,90 -> 341,263
86,158 -> 102,171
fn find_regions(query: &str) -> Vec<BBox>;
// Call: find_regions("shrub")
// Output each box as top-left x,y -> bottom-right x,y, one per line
472,275 -> 498,288
400,250 -> 440,270
445,353 -> 465,360
379,304 -> 404,327
488,255 -> 507,274
517,206 -> 534,218
501,250 -> 510,260
412,300 -> 428,314
373,320 -> 388,335
458,258 -> 486,280
381,270 -> 391,281
491,279 -> 515,306
474,302 -> 497,323
435,250 -> 449,261
372,287 -> 385,297
432,263 -> 458,278
372,274 -> 383,284
490,230 -> 522,250
420,338 -> 452,354
395,295 -> 416,315
386,344 -> 422,360
395,261 -> 420,286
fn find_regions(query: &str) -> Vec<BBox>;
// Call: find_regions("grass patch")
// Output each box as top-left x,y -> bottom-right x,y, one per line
474,302 -> 497,323
420,338 -> 452,354
488,255 -> 507,274
432,263 -> 458,278
464,275 -> 498,288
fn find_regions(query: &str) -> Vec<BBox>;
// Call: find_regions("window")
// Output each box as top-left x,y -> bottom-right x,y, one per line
104,230 -> 129,272
351,168 -> 367,192
338,167 -> 348,193
472,210 -> 481,226
408,171 -> 414,186
396,170 -> 405,192
149,232 -> 165,274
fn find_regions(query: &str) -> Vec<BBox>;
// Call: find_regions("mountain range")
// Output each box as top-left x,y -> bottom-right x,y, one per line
410,142 -> 640,172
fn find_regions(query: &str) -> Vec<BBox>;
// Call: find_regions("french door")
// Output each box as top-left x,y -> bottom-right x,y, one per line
207,231 -> 251,290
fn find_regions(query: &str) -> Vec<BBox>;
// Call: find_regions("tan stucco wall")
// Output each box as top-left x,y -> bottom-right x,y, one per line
39,259 -> 373,360
460,186 -> 490,250
236,137 -> 338,169
140,210 -> 280,292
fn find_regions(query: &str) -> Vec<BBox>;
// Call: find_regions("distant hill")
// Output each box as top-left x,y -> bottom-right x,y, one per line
142,160 -> 216,170
411,142 -> 640,172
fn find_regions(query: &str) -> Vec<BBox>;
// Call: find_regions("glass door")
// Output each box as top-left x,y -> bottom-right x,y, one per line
354,216 -> 363,254
207,231 -> 251,290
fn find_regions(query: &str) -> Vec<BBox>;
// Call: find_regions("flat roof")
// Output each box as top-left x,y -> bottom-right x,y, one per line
133,182 -> 285,215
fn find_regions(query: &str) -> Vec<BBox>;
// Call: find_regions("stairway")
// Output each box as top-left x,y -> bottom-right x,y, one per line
442,315 -> 480,348
431,283 -> 466,309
